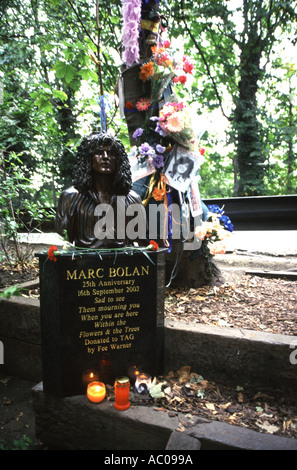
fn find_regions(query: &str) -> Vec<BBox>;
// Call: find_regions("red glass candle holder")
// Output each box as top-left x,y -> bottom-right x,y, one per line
114,376 -> 130,411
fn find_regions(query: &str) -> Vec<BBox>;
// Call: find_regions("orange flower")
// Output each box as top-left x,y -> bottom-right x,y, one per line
48,245 -> 58,262
151,46 -> 165,54
152,187 -> 166,201
139,62 -> 155,82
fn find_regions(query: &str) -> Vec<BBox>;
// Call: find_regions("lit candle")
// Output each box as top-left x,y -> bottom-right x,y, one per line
135,373 -> 152,394
114,376 -> 130,411
82,370 -> 99,387
87,381 -> 106,403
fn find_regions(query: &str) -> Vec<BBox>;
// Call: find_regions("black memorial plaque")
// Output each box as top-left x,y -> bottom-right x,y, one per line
37,250 -> 166,397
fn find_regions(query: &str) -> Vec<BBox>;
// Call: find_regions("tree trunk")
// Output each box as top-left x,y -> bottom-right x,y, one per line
234,5 -> 265,196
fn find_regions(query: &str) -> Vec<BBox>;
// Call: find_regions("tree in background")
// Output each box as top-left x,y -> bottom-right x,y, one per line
175,0 -> 297,196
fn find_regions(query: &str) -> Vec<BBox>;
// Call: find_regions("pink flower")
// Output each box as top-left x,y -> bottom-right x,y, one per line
183,55 -> 194,74
163,40 -> 171,48
165,112 -> 184,133
136,98 -> 151,111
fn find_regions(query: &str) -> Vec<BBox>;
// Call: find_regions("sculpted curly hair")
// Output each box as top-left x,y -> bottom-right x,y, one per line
72,132 -> 132,195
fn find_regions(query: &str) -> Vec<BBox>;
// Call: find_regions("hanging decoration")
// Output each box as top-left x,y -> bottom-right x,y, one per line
121,0 -> 142,67
118,0 -> 208,255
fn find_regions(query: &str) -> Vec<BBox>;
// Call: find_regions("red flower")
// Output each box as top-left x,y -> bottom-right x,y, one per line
149,240 -> 159,251
183,55 -> 194,74
125,101 -> 134,111
178,75 -> 187,84
199,146 -> 206,156
48,245 -> 58,262
173,75 -> 187,84
163,40 -> 171,48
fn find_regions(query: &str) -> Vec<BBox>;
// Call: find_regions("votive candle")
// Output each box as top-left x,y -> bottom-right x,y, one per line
87,381 -> 106,403
82,370 -> 99,387
114,376 -> 130,411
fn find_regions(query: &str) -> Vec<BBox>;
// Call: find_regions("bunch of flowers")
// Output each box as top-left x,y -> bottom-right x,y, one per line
130,127 -> 168,169
195,205 -> 233,256
151,101 -> 198,150
138,40 -> 194,104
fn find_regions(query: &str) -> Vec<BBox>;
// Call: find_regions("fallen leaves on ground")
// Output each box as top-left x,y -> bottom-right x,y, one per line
165,274 -> 297,336
127,366 -> 297,440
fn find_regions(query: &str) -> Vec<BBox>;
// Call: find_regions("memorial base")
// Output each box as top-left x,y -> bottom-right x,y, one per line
32,382 -> 297,451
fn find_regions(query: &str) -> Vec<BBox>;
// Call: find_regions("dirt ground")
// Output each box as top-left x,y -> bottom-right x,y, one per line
0,255 -> 297,449
165,271 -> 297,336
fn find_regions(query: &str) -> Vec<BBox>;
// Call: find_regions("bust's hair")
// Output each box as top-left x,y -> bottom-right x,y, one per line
72,132 -> 132,195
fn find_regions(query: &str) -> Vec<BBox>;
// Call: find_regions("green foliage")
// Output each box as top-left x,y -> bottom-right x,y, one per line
0,285 -> 23,301
0,435 -> 32,450
0,152 -> 54,267
0,0 -> 296,206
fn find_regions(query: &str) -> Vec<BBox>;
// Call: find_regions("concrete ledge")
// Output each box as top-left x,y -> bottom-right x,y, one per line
0,282 -> 41,381
1,289 -> 297,391
32,382 -> 297,450
165,320 -> 297,391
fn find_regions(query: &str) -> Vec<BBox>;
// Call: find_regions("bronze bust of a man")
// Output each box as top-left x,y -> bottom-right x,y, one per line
56,132 -> 145,248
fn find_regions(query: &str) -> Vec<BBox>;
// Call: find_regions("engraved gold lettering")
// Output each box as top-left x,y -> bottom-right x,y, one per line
66,269 -> 77,280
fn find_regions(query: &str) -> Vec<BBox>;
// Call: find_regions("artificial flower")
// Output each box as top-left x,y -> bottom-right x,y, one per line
152,154 -> 164,168
178,75 -> 187,84
207,205 -> 234,232
139,61 -> 155,82
121,0 -> 142,67
166,112 -> 185,133
148,240 -> 159,251
125,101 -> 134,111
152,187 -> 166,201
174,75 -> 187,84
155,144 -> 166,153
136,97 -> 151,111
220,215 -> 234,232
209,241 -> 227,255
199,146 -> 206,156
48,245 -> 58,262
183,55 -> 194,74
140,142 -> 155,156
151,45 -> 165,54
132,127 -> 144,139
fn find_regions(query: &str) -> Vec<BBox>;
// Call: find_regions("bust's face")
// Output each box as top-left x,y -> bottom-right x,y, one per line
92,146 -> 117,175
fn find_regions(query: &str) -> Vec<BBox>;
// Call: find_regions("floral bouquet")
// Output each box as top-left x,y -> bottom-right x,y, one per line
138,41 -> 194,107
195,205 -> 233,256
151,100 -> 199,151
128,126 -> 170,181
